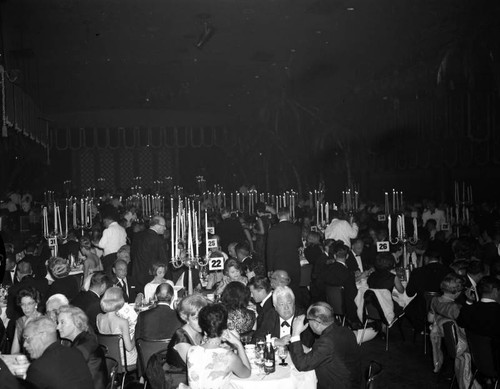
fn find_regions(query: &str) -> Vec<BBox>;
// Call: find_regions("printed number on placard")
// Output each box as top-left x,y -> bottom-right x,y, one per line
207,227 -> 215,235
441,223 -> 449,231
209,257 -> 224,271
207,239 -> 218,249
377,215 -> 386,222
376,241 -> 390,252
48,238 -> 57,247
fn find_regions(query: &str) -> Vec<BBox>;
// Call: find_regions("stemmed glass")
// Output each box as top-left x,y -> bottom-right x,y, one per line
277,345 -> 288,366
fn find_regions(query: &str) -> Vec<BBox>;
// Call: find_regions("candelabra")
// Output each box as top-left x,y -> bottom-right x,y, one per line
170,252 -> 208,295
388,214 -> 419,270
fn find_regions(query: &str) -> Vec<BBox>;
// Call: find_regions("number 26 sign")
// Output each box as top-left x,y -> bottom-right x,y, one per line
209,257 -> 224,271
376,241 -> 390,252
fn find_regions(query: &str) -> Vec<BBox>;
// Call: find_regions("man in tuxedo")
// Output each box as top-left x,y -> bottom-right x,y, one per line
135,283 -> 181,340
130,216 -> 170,291
248,276 -> 273,329
464,260 -> 485,304
346,239 -> 369,274
266,208 -> 302,297
236,242 -> 263,278
2,254 -> 17,286
72,271 -> 111,332
322,243 -> 362,329
24,316 -> 94,389
457,276 -> 500,340
19,243 -> 47,280
289,302 -> 361,389
405,250 -> 450,332
252,286 -> 314,347
112,259 -> 142,304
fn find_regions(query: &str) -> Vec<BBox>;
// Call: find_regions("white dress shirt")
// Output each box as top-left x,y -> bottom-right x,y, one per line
324,219 -> 358,248
99,221 -> 127,256
279,316 -> 293,338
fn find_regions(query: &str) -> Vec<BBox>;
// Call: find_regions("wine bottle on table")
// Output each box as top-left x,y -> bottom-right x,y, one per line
263,337 -> 275,374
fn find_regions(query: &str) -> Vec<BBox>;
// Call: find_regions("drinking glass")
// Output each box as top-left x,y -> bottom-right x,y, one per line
277,346 -> 288,366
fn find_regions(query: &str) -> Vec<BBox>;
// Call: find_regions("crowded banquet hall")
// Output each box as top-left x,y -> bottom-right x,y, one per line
1,0 -> 500,388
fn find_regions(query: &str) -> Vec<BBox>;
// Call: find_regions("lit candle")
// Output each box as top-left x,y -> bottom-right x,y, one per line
388,215 -> 392,239
54,203 -> 58,234
65,206 -> 68,235
57,206 -> 62,236
73,202 -> 77,228
392,189 -> 396,213
171,198 -> 174,259
396,216 -> 402,239
413,217 -> 418,240
325,202 -> 329,223
205,210 -> 209,257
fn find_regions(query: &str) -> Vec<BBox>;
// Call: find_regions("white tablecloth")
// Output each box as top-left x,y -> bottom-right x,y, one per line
228,356 -> 317,389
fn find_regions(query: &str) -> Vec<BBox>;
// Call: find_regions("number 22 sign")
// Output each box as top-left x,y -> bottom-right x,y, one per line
209,257 -> 224,271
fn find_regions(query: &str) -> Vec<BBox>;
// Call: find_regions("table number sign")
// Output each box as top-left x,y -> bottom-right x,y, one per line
376,241 -> 390,252
48,237 -> 57,247
209,256 -> 224,271
441,223 -> 450,231
377,215 -> 386,222
207,227 -> 215,234
207,238 -> 218,249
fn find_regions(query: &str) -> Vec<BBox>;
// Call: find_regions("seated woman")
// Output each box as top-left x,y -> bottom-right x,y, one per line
57,305 -> 108,389
80,236 -> 104,291
11,287 -> 43,354
367,252 -> 405,316
220,281 -> 256,335
165,294 -> 208,384
187,304 -> 251,389
214,259 -> 248,296
46,257 -> 81,301
143,262 -> 175,304
429,273 -> 463,373
96,287 -> 137,368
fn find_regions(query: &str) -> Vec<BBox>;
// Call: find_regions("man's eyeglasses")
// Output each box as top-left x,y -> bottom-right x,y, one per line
23,331 -> 47,344
305,317 -> 321,324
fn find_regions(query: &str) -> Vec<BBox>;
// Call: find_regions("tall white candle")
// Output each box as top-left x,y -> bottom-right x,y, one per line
171,198 -> 174,259
65,206 -> 68,235
388,215 -> 392,239
54,203 -> 58,234
57,206 -> 62,236
205,210 -> 209,257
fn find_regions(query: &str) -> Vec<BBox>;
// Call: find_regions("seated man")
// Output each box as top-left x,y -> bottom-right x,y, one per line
24,316 -> 94,389
112,259 -> 142,304
248,276 -> 273,329
252,286 -> 313,347
457,276 -> 500,340
72,271 -> 111,332
290,302 -> 361,389
45,294 -> 70,323
269,270 -> 291,289
135,283 -> 182,340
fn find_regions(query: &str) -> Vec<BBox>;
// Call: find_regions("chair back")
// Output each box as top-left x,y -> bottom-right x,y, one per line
363,290 -> 387,325
325,286 -> 345,322
98,333 -> 127,374
467,331 -> 499,379
365,360 -> 383,389
136,338 -> 170,379
442,321 -> 458,359
105,356 -> 119,389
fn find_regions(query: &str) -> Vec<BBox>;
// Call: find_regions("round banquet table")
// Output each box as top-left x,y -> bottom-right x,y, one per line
228,354 -> 317,389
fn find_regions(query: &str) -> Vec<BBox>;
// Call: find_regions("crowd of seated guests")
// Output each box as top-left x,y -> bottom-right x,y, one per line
2,196 -> 500,388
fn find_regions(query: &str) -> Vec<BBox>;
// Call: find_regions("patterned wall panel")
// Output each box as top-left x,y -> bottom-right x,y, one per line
138,148 -> 154,191
80,149 -> 95,190
99,151 -> 115,191
158,148 -> 173,180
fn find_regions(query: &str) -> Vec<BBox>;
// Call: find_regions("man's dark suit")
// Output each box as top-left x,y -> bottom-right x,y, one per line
266,221 -> 302,293
346,250 -> 371,274
255,293 -> 273,330
72,290 -> 102,332
26,342 -> 94,389
19,255 -> 47,279
131,229 -> 170,290
253,307 -> 314,347
289,323 -> 361,389
135,302 -> 182,340
6,275 -> 49,320
114,276 -> 139,304
72,331 -> 108,389
457,301 -> 500,340
323,261 -> 360,324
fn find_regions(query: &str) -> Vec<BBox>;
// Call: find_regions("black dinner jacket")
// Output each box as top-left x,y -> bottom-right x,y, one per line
72,290 -> 102,332
289,323 -> 361,389
114,276 -> 139,303
405,262 -> 450,297
72,331 -> 108,389
252,306 -> 314,348
256,293 -> 274,330
135,302 -> 182,341
457,301 -> 500,340
26,342 -> 94,389
323,261 -> 359,323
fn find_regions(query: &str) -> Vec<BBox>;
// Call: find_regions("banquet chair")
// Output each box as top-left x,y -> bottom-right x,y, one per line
467,332 -> 499,389
359,290 -> 405,351
98,333 -> 131,389
325,286 -> 346,326
442,321 -> 459,389
136,338 -> 171,388
423,291 -> 441,355
365,360 -> 383,389
105,356 -> 119,389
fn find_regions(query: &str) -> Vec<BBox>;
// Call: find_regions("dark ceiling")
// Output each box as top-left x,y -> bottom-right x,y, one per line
0,0 -> 496,127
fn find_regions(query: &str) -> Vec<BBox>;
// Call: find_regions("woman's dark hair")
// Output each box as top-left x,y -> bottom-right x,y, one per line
17,287 -> 41,306
198,303 -> 228,339
223,258 -> 243,276
374,253 -> 395,271
220,281 -> 250,310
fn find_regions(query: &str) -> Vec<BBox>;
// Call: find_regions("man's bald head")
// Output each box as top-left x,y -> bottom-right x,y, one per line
270,270 -> 290,289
